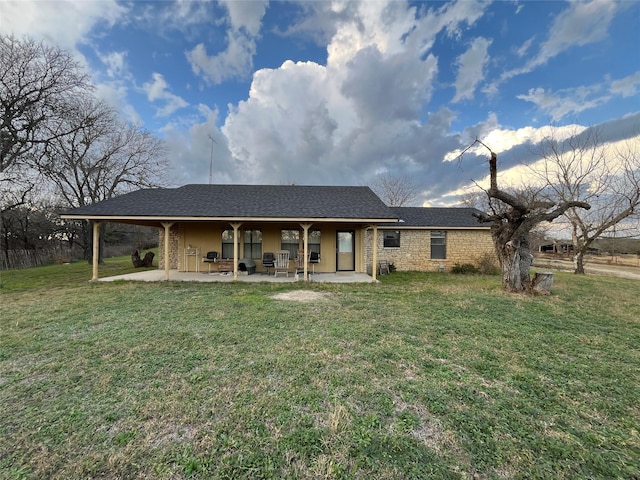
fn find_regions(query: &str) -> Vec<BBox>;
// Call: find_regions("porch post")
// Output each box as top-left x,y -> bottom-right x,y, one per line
371,225 -> 378,282
300,223 -> 312,281
161,222 -> 174,281
231,222 -> 242,281
91,221 -> 101,281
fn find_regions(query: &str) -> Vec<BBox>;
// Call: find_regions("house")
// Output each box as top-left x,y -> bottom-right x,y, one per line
61,184 -> 495,281
367,207 -> 495,273
61,184 -> 396,281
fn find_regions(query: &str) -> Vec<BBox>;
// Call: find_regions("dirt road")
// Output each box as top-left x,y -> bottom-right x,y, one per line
534,258 -> 640,281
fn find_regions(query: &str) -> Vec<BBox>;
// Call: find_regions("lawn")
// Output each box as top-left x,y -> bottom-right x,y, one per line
1,260 -> 639,479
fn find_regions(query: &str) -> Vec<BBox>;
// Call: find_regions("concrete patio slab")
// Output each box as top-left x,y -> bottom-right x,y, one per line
97,269 -> 377,283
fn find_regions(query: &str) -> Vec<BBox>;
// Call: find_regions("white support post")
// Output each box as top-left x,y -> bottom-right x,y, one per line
91,221 -> 101,281
161,222 -> 174,281
371,225 -> 378,282
231,222 -> 242,281
300,223 -> 312,281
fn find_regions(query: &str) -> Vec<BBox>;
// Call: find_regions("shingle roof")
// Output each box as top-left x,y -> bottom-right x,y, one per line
62,184 -> 397,220
379,207 -> 486,228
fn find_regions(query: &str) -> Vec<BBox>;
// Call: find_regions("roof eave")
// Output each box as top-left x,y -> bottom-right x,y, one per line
60,214 -> 399,223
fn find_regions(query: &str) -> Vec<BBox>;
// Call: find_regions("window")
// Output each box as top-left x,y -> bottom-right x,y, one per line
222,229 -> 234,259
243,229 -> 262,259
281,229 -> 300,257
383,230 -> 400,248
431,231 -> 446,259
308,229 -> 321,256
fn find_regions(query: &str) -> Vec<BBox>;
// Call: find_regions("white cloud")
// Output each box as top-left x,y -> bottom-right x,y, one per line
142,73 -> 189,117
216,0 -> 496,196
98,50 -> 128,78
161,105 -> 234,186
185,0 -> 267,85
452,37 -> 492,103
534,0 -> 617,67
187,31 -> 257,85
610,71 -> 640,98
220,0 -> 268,36
0,0 -> 126,50
517,72 -> 640,121
487,0 -> 621,93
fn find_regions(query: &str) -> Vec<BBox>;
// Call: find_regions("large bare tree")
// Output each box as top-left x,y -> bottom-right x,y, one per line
0,34 -> 91,174
530,128 -> 640,273
39,97 -> 168,260
370,172 -> 421,206
462,140 -> 590,293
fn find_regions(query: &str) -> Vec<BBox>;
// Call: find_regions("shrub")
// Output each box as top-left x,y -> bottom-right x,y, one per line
451,263 -> 479,274
476,252 -> 500,275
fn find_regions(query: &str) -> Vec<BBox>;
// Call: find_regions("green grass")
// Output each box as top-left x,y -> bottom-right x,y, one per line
1,261 -> 639,479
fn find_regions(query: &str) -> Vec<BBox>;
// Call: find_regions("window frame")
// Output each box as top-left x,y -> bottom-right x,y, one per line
221,229 -> 234,259
243,229 -> 262,259
430,230 -> 447,259
280,229 -> 300,258
383,230 -> 401,248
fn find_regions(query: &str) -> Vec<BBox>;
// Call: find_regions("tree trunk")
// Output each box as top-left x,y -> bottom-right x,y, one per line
496,237 -> 534,292
574,250 -> 585,274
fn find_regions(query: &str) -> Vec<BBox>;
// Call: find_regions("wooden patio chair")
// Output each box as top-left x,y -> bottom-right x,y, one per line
378,260 -> 390,275
274,250 -> 290,277
295,250 -> 307,277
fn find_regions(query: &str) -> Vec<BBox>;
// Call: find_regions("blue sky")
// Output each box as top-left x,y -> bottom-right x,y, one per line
2,0 -> 639,206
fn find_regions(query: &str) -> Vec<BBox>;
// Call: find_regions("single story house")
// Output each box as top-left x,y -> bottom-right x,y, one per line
61,184 -> 495,281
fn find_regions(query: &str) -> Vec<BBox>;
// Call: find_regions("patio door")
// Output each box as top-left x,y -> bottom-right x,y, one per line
336,231 -> 355,271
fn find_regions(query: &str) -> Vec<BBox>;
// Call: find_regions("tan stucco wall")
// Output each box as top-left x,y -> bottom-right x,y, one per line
157,222 -> 370,274
365,228 -> 496,272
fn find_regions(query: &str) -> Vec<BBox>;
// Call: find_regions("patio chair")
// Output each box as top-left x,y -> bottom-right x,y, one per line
274,250 -> 290,277
202,251 -> 218,273
262,252 -> 275,275
309,251 -> 319,274
378,260 -> 390,275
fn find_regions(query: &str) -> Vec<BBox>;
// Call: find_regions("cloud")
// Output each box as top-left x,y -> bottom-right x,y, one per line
452,37 -> 492,103
610,71 -> 640,98
487,0 -> 621,93
0,0 -> 127,50
161,104 -> 234,186
185,0 -> 267,85
98,50 -> 128,78
220,0 -> 268,36
517,73 -> 640,121
218,0 -> 492,188
142,73 -> 189,117
187,32 -> 257,85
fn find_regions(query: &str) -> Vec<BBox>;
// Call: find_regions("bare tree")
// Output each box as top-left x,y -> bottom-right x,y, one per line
530,128 -> 640,273
39,97 -> 168,260
0,34 -> 91,174
461,140 -> 590,293
371,172 -> 421,206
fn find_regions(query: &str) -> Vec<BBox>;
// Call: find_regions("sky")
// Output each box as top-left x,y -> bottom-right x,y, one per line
1,0 -> 639,207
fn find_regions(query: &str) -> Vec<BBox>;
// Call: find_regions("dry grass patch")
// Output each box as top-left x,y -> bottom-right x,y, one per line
270,289 -> 333,302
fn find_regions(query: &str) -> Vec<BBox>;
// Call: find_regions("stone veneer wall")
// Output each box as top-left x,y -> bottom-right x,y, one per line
365,229 -> 496,273
158,224 -> 181,269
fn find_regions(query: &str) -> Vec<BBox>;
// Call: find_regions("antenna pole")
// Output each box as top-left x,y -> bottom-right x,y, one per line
208,134 -> 216,184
